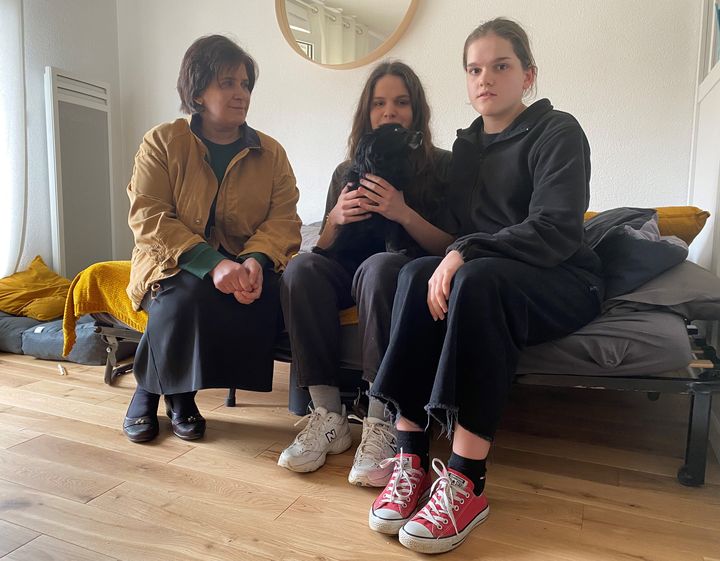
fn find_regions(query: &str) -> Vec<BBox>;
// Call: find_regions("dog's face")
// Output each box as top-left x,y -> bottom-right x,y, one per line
350,124 -> 423,187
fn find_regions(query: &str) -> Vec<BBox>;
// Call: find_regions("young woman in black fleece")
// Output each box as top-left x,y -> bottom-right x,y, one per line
367,18 -> 604,554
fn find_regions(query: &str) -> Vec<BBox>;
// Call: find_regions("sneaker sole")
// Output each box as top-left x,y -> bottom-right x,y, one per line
277,433 -> 353,473
347,470 -> 391,487
398,505 -> 490,554
368,488 -> 431,535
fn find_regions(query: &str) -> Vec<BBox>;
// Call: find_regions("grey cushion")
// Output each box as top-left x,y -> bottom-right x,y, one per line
0,312 -> 41,354
517,310 -> 692,376
21,315 -> 108,365
584,207 -> 688,299
300,221 -> 322,253
604,260 -> 720,320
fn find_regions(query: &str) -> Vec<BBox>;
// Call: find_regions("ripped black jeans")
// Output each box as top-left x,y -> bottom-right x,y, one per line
369,256 -> 603,441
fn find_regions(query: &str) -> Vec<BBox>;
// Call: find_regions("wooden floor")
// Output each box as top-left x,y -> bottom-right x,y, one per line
0,354 -> 719,561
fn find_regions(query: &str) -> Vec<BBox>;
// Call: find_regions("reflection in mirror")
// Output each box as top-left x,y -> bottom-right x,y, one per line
278,0 -> 416,68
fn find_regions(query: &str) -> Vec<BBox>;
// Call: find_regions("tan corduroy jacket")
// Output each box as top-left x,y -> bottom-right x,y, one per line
126,116 -> 301,310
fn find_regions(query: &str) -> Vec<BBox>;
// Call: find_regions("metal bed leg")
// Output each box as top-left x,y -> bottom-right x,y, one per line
677,390 -> 712,486
103,358 -> 114,385
226,388 -> 236,407
103,335 -> 120,385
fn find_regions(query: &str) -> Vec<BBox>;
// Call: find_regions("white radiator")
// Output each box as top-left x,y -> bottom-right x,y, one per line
44,66 -> 114,278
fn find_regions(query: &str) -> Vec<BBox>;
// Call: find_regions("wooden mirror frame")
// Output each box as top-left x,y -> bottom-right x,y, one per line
275,0 -> 419,70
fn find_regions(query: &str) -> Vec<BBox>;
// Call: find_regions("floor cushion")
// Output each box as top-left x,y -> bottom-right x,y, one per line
0,311 -> 41,354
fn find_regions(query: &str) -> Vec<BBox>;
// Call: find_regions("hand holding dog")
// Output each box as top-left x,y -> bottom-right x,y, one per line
327,185 -> 373,226
357,174 -> 410,224
427,250 -> 464,321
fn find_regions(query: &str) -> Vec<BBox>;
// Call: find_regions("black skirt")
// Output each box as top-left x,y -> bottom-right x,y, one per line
133,269 -> 282,395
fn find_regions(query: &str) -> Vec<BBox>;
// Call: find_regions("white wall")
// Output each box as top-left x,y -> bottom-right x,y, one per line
22,0 -> 125,269
14,1 -> 703,267
12,0 -> 704,270
115,0 -> 700,257
688,64 -> 720,269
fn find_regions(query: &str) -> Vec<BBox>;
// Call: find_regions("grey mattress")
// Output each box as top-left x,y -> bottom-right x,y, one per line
518,259 -> 720,377
297,221 -> 716,378
516,310 -> 692,377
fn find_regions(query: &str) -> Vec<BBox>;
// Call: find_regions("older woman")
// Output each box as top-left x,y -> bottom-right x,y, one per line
123,35 -> 301,443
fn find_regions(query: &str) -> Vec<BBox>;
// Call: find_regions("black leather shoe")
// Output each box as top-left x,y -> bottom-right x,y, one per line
164,396 -> 206,440
123,414 -> 159,443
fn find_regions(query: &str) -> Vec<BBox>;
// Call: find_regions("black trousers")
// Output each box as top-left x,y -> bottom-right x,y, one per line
280,252 -> 413,387
133,269 -> 282,395
370,256 -> 603,440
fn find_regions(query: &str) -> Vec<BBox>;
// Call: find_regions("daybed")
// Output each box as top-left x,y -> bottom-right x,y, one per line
61,207 -> 720,486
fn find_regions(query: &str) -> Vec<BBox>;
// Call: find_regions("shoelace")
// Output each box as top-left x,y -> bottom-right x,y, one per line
416,458 -> 472,535
291,407 -> 326,446
354,419 -> 396,462
378,450 -> 425,508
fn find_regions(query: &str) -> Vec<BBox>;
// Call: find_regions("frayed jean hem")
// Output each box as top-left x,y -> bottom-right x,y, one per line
426,402 -> 494,444
369,390 -> 431,432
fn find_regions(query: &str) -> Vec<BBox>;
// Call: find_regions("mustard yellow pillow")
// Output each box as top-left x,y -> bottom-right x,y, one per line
339,306 -> 358,326
0,256 -> 71,320
584,206 -> 709,245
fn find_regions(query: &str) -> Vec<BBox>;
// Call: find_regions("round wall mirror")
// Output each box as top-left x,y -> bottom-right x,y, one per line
275,0 -> 419,70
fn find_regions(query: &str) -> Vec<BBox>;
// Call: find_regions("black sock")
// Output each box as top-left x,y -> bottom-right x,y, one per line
448,452 -> 487,495
397,430 -> 430,472
126,386 -> 160,418
165,391 -> 199,417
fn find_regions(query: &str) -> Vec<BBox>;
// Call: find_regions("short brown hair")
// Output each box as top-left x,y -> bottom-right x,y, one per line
347,61 -> 434,174
463,18 -> 537,99
177,35 -> 258,114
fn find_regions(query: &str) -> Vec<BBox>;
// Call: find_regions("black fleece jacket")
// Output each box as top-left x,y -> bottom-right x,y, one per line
446,99 -> 601,277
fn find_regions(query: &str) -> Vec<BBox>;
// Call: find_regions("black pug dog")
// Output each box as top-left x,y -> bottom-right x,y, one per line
312,123 -> 423,273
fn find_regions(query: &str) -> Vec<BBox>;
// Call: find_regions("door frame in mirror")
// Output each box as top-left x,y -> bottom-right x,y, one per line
275,0 -> 419,70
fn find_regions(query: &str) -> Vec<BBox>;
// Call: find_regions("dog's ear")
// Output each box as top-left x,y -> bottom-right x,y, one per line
361,148 -> 375,174
408,131 -> 423,150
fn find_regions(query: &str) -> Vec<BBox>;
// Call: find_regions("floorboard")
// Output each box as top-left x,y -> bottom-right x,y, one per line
0,352 -> 717,560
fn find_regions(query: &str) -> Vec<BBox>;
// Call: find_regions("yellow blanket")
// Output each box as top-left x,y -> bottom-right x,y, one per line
62,261 -> 148,356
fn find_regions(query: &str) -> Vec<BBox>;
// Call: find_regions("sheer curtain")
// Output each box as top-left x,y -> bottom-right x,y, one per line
289,0 -> 372,64
0,0 -> 26,277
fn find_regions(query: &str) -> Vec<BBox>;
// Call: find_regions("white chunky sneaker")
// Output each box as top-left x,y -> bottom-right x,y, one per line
278,406 -> 352,473
348,417 -> 397,487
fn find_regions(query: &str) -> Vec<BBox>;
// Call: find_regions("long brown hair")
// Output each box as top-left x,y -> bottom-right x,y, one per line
463,18 -> 537,99
347,61 -> 435,174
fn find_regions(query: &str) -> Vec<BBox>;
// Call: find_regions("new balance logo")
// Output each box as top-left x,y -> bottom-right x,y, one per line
325,429 -> 336,443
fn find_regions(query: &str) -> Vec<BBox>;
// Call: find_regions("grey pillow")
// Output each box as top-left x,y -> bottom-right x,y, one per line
584,207 -> 688,299
21,315 -> 108,365
0,312 -> 41,354
300,221 -> 322,253
604,260 -> 720,320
